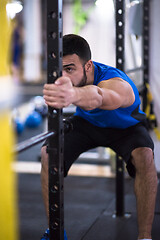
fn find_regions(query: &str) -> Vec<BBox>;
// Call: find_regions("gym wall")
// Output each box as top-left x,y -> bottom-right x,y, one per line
150,0 -> 160,127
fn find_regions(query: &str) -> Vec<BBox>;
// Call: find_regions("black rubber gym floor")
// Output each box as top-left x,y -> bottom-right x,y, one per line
18,173 -> 160,240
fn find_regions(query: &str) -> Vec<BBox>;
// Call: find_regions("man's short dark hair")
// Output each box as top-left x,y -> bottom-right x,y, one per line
63,34 -> 91,63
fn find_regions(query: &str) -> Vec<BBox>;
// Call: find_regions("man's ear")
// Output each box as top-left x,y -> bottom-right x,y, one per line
85,60 -> 93,72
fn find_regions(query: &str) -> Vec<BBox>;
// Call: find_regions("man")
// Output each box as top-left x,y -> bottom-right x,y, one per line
41,34 -> 158,240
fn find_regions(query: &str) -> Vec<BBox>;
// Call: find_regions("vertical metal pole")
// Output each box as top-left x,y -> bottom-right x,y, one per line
116,155 -> 124,216
115,0 -> 125,217
47,1 -> 64,240
142,0 -> 150,112
116,0 -> 125,71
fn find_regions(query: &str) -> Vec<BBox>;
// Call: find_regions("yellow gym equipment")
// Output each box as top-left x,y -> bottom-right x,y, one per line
0,1 -> 18,239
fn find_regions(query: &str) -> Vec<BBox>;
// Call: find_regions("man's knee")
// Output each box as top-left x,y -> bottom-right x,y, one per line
131,147 -> 155,174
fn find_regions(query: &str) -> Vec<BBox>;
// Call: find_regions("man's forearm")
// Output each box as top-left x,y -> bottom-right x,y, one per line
72,85 -> 103,110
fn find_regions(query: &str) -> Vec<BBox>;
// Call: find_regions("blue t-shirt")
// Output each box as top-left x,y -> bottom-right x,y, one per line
75,62 -> 146,129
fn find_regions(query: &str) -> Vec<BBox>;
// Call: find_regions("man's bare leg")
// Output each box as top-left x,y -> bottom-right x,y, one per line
41,146 -> 49,220
131,147 -> 158,240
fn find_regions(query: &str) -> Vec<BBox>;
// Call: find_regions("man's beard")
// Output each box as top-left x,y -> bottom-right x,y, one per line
76,66 -> 87,87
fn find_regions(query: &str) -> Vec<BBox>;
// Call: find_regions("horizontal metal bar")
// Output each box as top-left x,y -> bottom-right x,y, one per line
14,131 -> 55,153
125,66 -> 144,74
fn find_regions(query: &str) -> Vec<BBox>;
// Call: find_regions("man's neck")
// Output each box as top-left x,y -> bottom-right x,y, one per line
86,64 -> 95,85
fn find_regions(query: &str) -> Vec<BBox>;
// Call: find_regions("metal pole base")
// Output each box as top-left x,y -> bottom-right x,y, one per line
112,212 -> 131,219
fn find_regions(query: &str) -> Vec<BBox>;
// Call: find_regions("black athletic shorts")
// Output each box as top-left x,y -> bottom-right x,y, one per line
44,115 -> 154,178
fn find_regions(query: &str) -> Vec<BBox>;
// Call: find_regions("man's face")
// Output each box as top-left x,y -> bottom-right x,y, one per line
62,54 -> 87,87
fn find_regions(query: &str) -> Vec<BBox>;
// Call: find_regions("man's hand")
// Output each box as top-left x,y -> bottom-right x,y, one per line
43,76 -> 103,110
43,76 -> 76,109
